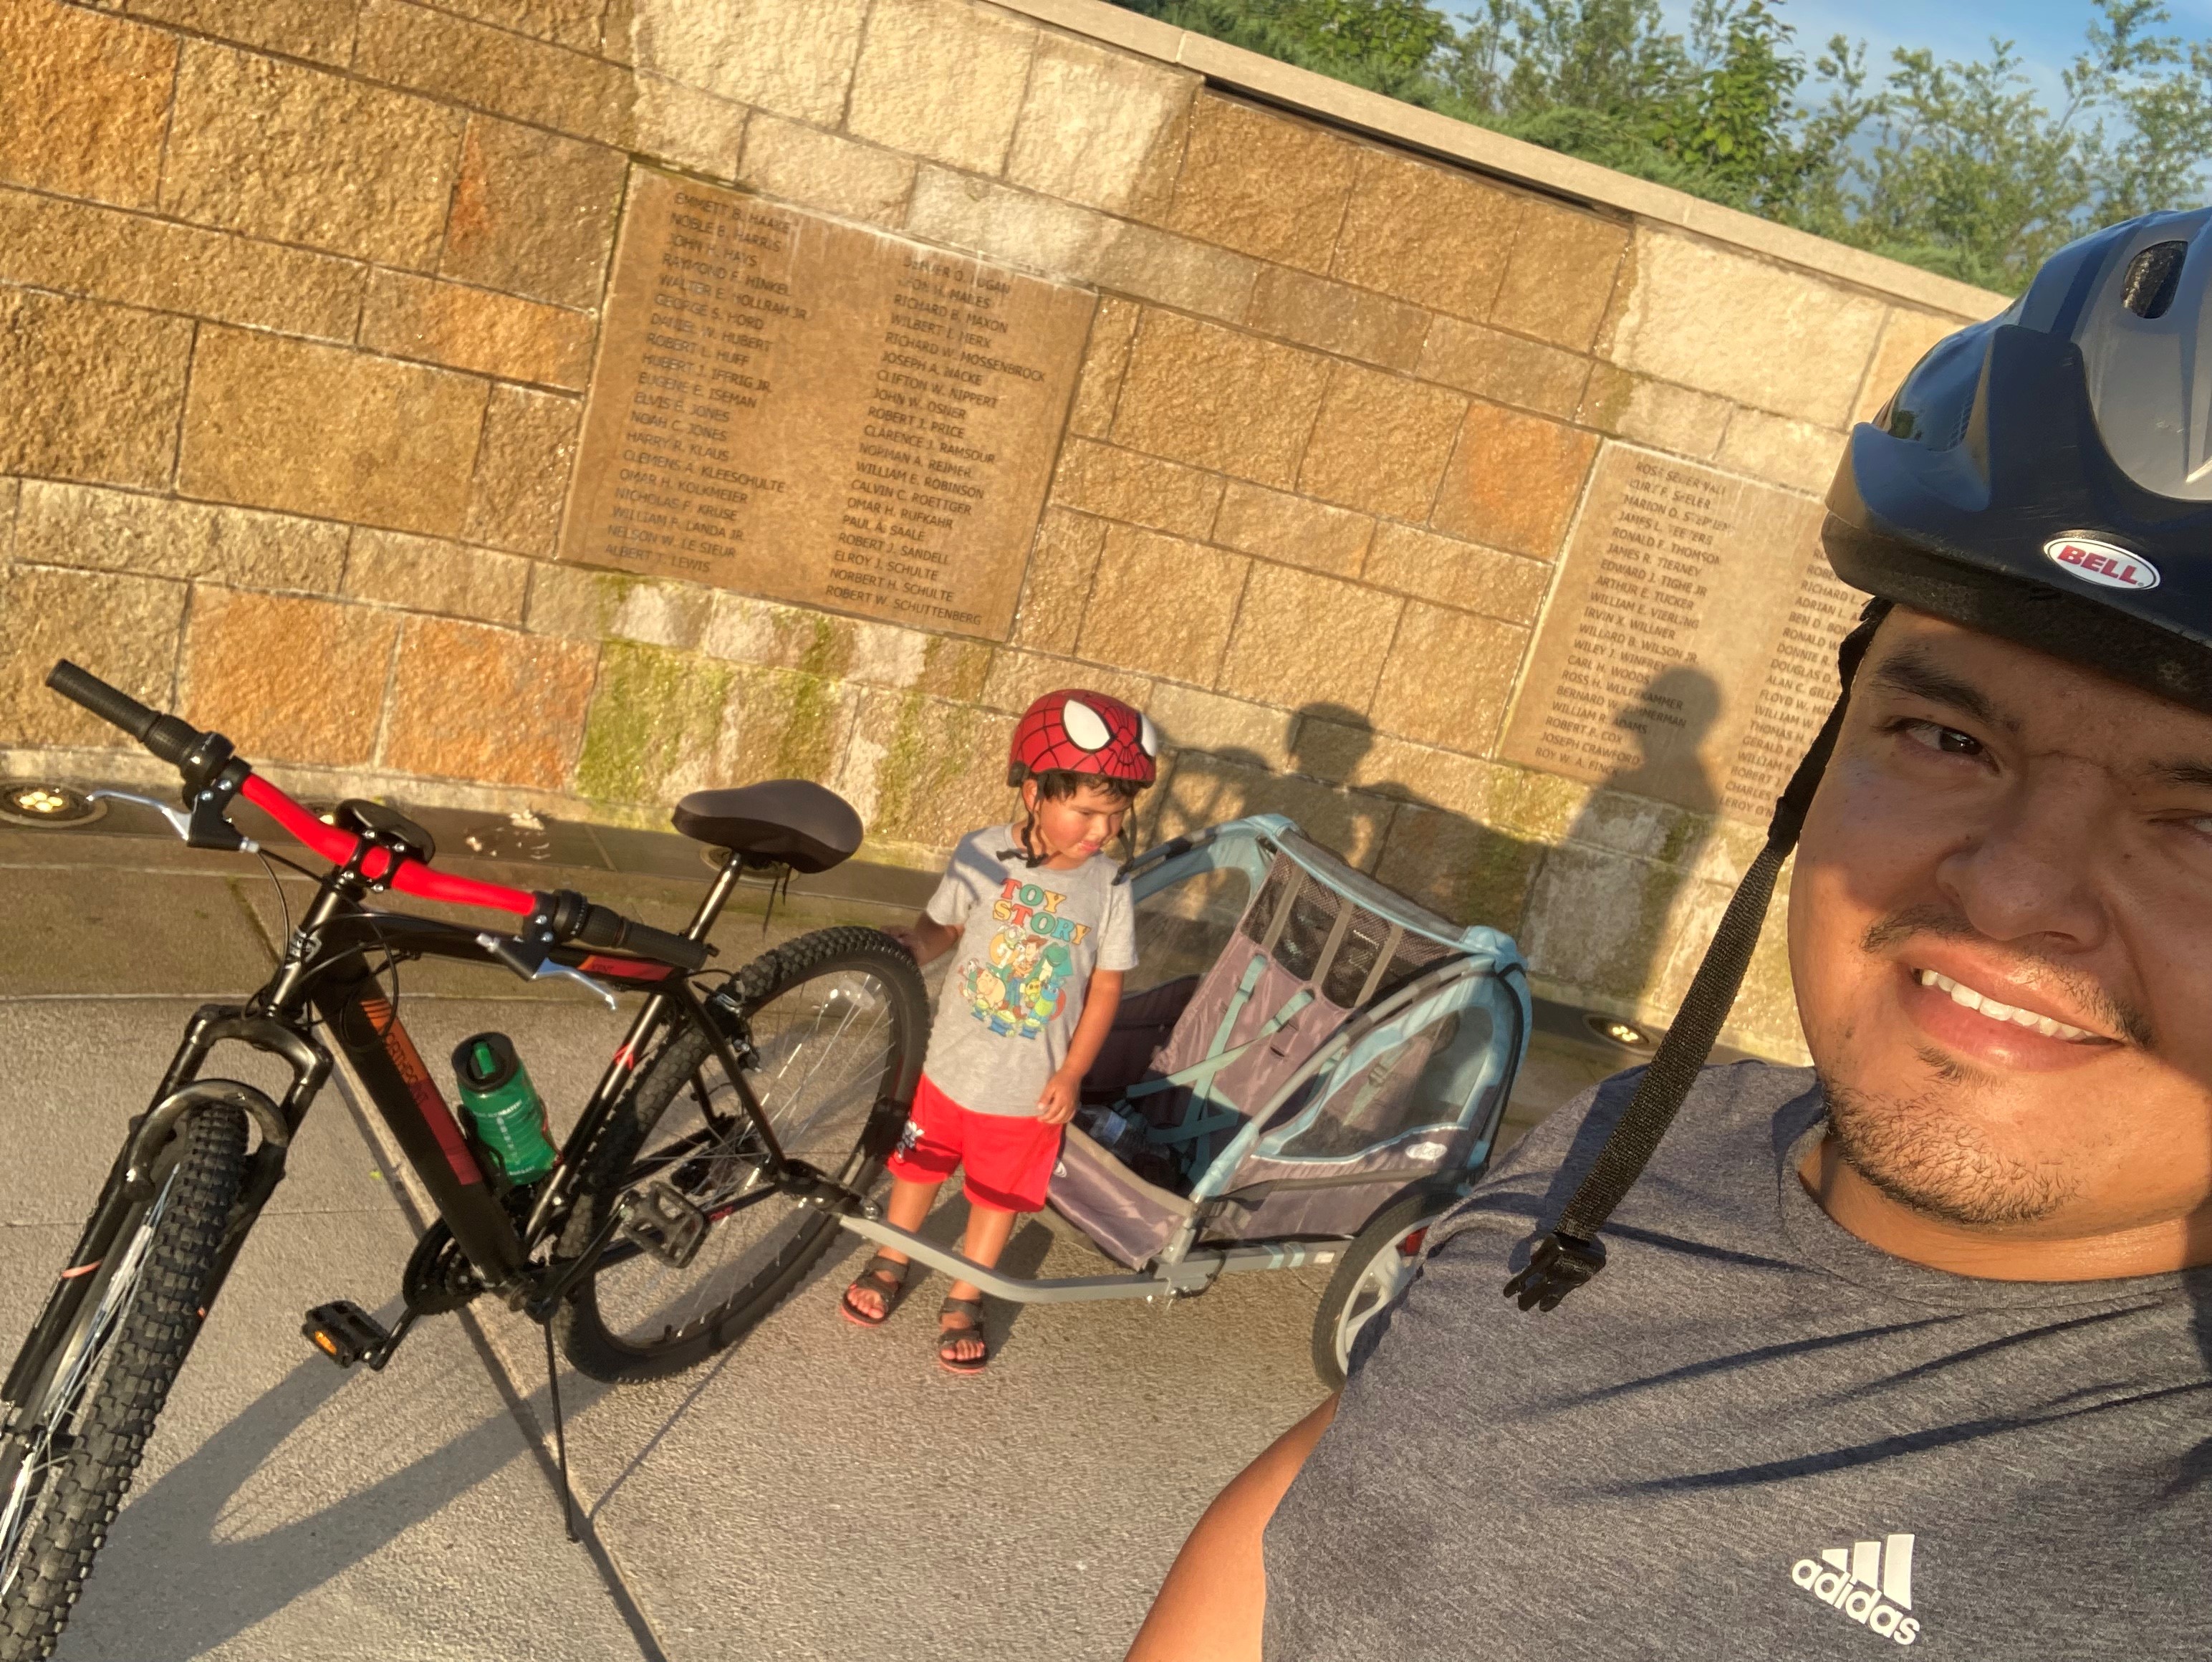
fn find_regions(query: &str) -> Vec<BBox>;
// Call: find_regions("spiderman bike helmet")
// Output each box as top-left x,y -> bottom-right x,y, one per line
1007,689 -> 1158,792
1511,208 -> 2212,1311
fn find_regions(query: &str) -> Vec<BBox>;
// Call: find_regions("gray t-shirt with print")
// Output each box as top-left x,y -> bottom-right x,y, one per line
1264,1061 -> 2212,1658
918,824 -> 1137,1118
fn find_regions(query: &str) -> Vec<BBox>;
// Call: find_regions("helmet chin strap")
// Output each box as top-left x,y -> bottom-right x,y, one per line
997,784 -> 1051,868
1504,600 -> 1892,1312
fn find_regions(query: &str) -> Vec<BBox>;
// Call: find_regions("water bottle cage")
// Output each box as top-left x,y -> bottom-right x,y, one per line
1502,1230 -> 1607,1312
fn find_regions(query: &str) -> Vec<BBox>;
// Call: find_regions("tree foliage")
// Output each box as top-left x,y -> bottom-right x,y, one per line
1115,0 -> 2212,292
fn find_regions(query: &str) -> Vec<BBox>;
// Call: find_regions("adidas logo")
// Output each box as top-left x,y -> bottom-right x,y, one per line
1789,1534 -> 1921,1646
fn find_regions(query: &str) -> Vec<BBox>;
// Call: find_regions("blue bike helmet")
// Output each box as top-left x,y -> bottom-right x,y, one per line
1509,209 -> 2212,1311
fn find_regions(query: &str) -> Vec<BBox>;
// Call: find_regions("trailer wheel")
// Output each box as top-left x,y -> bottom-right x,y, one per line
1309,1189 -> 1454,1389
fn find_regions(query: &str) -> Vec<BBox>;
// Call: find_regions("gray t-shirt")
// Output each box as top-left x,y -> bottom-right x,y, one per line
918,824 -> 1137,1117
1265,1061 -> 2212,1658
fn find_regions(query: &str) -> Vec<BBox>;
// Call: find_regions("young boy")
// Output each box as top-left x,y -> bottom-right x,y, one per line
841,689 -> 1158,1373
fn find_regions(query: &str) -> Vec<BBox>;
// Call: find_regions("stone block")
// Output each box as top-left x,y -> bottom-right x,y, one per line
0,287 -> 191,489
981,650 -> 1152,720
1150,751 -> 1391,871
572,638 -> 731,803
1416,315 -> 1590,418
1604,226 -> 1888,428
1853,307 -> 1961,424
1217,562 -> 1399,713
1562,784 -> 1713,866
1244,265 -> 1428,373
358,270 -> 594,390
160,42 -> 463,269
701,592 -> 850,673
1145,681 -> 1293,771
1050,440 -> 1222,540
1716,408 -> 1847,496
527,565 -> 709,649
1484,762 -> 1591,842
127,0 -> 358,62
1491,201 -> 1630,350
1210,482 -> 1372,579
0,565 -> 184,747
1430,401 -> 1597,559
1094,222 -> 1257,321
628,76 -> 748,177
736,115 -> 913,228
383,616 -> 596,787
0,186 -> 362,342
0,0 -> 174,206
353,0 -> 629,145
847,0 -> 1035,175
1362,522 -> 1550,625
1373,804 -> 1545,931
1329,146 -> 1519,321
905,168 -> 1110,284
15,481 -> 347,592
1297,362 -> 1466,519
628,0 -> 867,128
1340,734 -> 1499,817
180,327 -> 490,537
463,385 -> 579,556
1010,507 -> 1105,654
1006,32 -> 1193,218
839,686 -> 1014,850
1518,840 -> 1686,1002
1069,296 -> 1139,438
180,589 -> 398,764
441,117 -> 627,310
1577,363 -> 1730,458
398,0 -> 599,51
1717,859 -> 1808,1062
1166,94 -> 1357,275
1368,602 -> 1524,754
1110,312 -> 1332,488
343,529 -> 531,624
1076,524 -> 1246,685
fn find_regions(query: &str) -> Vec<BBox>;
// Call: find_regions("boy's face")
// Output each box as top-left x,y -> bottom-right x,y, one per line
1025,779 -> 1131,865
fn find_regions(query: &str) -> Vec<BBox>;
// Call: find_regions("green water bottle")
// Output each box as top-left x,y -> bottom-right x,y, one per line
451,1032 -> 556,1185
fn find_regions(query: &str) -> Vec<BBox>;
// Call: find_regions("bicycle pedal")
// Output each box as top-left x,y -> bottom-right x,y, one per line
617,1181 -> 708,1269
303,1301 -> 391,1368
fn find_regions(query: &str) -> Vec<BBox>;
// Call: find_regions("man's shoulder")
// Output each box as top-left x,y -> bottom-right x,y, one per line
1496,1059 -> 1816,1192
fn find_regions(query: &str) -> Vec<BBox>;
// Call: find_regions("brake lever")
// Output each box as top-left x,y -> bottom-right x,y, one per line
90,789 -> 259,852
474,932 -> 617,1012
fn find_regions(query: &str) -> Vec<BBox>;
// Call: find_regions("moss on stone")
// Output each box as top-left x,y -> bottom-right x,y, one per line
575,639 -> 734,805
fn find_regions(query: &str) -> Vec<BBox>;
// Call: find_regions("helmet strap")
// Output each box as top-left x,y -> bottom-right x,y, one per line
1504,600 -> 1893,1312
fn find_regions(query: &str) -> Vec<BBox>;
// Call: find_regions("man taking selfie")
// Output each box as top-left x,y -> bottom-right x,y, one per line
1130,211 -> 2212,1657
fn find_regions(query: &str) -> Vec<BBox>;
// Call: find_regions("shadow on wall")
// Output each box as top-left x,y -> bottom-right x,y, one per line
1143,670 -> 1723,1017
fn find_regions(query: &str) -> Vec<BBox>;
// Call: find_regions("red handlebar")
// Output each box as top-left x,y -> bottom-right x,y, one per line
239,777 -> 533,918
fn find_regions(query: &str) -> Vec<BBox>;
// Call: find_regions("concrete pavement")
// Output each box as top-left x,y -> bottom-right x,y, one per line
0,799 -> 1625,1661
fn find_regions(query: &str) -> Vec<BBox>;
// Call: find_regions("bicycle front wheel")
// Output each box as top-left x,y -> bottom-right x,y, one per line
1,1105 -> 249,1661
556,926 -> 925,1383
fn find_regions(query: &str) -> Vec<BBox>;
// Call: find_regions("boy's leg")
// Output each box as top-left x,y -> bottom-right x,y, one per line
845,1173 -> 941,1320
940,1202 -> 1018,1365
938,1112 -> 1064,1364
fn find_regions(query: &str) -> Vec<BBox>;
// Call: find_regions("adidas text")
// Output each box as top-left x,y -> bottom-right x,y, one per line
1790,1533 -> 1920,1646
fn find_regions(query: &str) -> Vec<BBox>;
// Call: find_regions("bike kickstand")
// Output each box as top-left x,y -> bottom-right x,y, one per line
542,1320 -> 578,1544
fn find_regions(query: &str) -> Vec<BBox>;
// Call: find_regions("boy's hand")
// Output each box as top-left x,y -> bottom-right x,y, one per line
1037,1069 -> 1081,1127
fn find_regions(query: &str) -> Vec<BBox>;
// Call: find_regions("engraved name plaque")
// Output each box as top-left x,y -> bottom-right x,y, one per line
559,168 -> 1095,639
1500,444 -> 1857,815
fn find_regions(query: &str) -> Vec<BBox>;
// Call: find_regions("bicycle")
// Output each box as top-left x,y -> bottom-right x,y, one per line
0,661 -> 926,1661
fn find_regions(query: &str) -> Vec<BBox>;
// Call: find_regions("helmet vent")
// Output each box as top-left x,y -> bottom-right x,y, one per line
2122,241 -> 2188,319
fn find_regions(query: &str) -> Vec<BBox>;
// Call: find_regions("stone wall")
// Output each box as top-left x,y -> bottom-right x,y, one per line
0,0 -> 2004,1057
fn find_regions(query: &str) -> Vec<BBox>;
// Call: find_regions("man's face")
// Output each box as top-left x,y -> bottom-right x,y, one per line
1791,607 -> 2212,1239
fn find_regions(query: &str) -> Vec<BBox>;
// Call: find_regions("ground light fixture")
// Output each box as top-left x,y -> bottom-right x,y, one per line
1585,1012 -> 1653,1049
0,779 -> 106,827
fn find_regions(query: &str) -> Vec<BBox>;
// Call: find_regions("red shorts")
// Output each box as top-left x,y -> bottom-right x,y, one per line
885,1075 -> 1062,1214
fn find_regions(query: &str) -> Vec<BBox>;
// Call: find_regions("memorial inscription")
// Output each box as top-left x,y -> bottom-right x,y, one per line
559,168 -> 1095,640
1501,444 -> 1855,815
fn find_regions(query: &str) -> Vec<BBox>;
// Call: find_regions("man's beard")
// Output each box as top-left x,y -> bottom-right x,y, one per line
1819,1057 -> 2079,1227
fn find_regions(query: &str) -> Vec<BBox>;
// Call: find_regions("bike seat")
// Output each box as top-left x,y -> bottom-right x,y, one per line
670,781 -> 862,873
332,799 -> 436,863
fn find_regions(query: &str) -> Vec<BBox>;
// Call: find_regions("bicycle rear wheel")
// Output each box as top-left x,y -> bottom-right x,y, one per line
556,926 -> 925,1383
0,1105 -> 249,1661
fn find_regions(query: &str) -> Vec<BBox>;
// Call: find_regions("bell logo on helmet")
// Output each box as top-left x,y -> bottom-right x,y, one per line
2042,535 -> 2160,591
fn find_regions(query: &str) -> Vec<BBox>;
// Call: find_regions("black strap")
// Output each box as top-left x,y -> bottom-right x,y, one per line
1504,602 -> 1890,1312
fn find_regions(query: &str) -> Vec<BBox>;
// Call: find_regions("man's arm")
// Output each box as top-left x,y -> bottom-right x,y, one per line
1125,1393 -> 1340,1661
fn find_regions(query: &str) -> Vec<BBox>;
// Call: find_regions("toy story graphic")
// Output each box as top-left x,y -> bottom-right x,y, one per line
959,878 -> 1090,1040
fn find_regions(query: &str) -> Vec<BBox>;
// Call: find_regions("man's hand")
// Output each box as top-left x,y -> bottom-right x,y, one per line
1037,1068 -> 1081,1126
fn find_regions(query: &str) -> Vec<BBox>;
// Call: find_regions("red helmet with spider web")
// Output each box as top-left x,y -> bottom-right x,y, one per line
1007,689 -> 1158,789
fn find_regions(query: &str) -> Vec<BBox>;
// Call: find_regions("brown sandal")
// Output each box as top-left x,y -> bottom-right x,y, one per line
840,1252 -> 910,1327
936,1295 -> 989,1374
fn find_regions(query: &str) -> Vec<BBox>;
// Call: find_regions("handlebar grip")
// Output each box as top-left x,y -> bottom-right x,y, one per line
45,660 -> 200,764
575,903 -> 713,971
